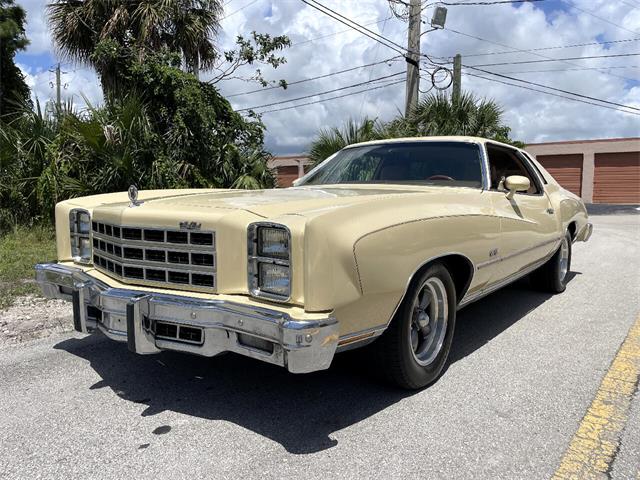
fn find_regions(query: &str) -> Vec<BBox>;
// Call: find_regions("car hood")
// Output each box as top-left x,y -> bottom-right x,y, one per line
118,185 -> 469,219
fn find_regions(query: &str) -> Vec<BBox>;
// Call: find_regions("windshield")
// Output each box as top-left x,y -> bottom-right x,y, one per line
299,141 -> 484,188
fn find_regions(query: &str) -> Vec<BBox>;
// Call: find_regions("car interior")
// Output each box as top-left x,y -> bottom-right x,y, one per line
486,144 -> 540,194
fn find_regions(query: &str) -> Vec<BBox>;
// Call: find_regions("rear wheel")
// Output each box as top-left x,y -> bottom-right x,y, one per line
530,231 -> 572,293
373,262 -> 457,389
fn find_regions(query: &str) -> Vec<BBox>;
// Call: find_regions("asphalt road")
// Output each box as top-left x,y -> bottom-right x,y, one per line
1,214 -> 639,480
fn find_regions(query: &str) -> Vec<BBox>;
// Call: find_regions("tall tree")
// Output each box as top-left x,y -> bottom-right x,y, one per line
48,0 -> 223,93
309,118 -> 384,165
397,91 -> 513,139
47,0 -> 290,97
0,0 -> 30,117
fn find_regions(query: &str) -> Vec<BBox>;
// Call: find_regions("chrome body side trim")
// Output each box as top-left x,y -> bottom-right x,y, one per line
458,249 -> 555,308
35,263 -> 337,374
476,236 -> 562,270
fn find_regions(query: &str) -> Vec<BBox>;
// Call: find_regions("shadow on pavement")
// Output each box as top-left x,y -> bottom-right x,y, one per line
54,273 -> 578,454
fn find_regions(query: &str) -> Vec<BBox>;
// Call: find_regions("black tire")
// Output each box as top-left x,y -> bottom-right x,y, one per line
530,231 -> 572,293
373,262 -> 457,390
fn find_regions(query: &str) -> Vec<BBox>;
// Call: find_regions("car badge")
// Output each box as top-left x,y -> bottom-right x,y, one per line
179,221 -> 202,230
128,184 -> 142,207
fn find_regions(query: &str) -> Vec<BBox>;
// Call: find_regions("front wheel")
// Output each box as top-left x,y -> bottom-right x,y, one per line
530,231 -> 572,293
373,262 -> 457,389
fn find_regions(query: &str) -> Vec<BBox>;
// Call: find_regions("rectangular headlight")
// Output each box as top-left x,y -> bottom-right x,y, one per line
258,227 -> 289,259
248,223 -> 292,301
69,209 -> 92,264
258,263 -> 290,297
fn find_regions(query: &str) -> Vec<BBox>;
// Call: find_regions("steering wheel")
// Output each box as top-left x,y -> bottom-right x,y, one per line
426,175 -> 455,181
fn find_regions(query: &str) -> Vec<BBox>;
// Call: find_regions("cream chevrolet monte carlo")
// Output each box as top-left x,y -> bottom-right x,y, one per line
36,137 -> 593,389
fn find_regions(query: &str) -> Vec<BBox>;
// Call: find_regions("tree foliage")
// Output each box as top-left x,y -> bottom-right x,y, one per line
48,0 -> 223,82
0,0 -> 31,117
0,52 -> 275,233
309,91 -> 524,164
47,0 -> 290,96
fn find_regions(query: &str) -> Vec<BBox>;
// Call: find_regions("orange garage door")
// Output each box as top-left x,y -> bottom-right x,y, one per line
536,154 -> 583,197
275,165 -> 299,188
594,152 -> 640,204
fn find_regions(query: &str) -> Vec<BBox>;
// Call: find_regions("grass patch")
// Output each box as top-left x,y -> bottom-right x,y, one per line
0,225 -> 57,309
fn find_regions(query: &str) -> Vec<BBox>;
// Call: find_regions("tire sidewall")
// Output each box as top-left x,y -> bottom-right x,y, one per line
553,231 -> 573,292
397,263 -> 457,387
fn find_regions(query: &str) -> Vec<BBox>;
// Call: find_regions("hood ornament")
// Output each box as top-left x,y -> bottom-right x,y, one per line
128,184 -> 143,207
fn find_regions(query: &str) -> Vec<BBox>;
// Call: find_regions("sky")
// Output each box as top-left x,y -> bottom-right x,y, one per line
15,0 -> 640,155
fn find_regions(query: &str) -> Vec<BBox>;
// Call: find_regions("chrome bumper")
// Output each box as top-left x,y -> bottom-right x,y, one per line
578,222 -> 593,242
35,263 -> 338,373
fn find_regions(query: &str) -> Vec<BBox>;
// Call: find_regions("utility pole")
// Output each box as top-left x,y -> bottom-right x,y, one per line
404,0 -> 421,116
55,63 -> 61,111
452,54 -> 462,102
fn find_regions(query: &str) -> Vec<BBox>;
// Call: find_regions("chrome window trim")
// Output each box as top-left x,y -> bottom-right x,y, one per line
247,222 -> 292,303
69,208 -> 92,265
484,141 -> 545,196
476,140 -> 491,191
298,140 -> 488,190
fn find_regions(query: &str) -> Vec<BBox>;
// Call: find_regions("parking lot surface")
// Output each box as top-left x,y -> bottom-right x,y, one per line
1,214 -> 639,479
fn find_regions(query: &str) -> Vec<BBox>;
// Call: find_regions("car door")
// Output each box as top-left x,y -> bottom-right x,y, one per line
485,143 -> 560,283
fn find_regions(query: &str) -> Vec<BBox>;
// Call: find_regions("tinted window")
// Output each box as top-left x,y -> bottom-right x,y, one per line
300,142 -> 483,187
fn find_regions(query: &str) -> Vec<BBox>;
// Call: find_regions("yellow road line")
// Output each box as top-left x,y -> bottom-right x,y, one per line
553,314 -> 640,480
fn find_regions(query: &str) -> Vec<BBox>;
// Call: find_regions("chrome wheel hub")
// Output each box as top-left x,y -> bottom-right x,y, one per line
559,236 -> 569,282
409,277 -> 448,366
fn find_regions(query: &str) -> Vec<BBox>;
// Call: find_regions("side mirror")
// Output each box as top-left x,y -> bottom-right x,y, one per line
504,175 -> 530,199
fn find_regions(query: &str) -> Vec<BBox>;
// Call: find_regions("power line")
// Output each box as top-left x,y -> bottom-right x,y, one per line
499,65 -> 639,74
221,0 -> 258,20
464,71 -> 640,116
429,0 -> 544,5
444,27 -> 638,82
225,56 -> 402,97
470,52 -> 640,67
560,0 -> 639,36
442,37 -> 640,58
257,79 -> 405,114
289,16 -> 394,49
238,71 -> 405,111
462,64 -> 640,112
299,0 -> 408,55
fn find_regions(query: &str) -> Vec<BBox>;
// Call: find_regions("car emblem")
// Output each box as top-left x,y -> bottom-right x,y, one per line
128,185 -> 142,207
179,221 -> 202,230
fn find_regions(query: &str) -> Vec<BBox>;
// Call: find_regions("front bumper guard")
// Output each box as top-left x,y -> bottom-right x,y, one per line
35,263 -> 338,373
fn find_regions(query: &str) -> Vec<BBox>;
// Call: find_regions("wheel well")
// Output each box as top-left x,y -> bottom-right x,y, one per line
567,221 -> 577,240
413,254 -> 474,303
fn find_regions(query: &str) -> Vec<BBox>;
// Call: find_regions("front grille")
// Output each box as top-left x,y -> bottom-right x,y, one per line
91,221 -> 216,292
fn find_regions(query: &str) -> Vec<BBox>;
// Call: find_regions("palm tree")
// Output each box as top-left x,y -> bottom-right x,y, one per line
308,117 -> 386,165
47,0 -> 223,93
402,91 -> 506,138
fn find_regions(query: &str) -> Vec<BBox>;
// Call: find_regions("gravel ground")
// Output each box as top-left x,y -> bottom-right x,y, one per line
0,214 -> 638,480
0,295 -> 72,346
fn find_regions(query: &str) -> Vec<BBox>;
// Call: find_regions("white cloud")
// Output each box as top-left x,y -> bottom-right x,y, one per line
16,0 -> 640,153
18,63 -> 103,110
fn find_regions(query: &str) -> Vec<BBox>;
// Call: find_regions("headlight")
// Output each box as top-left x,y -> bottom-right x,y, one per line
69,209 -> 92,264
258,227 -> 289,259
258,263 -> 290,296
248,223 -> 291,301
